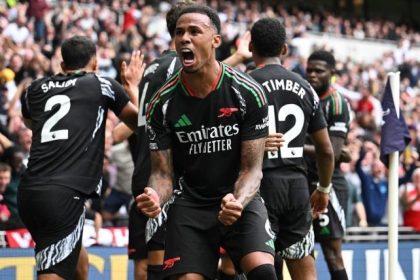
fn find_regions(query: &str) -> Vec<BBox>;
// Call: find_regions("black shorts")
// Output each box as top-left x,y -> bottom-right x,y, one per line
17,185 -> 85,279
162,196 -> 275,279
310,179 -> 347,240
260,171 -> 312,253
128,203 -> 165,260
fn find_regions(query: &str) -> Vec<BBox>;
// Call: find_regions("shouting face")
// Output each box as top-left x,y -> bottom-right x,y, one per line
175,12 -> 221,73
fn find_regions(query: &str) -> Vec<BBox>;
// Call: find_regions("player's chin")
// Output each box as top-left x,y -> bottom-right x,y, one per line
182,65 -> 199,73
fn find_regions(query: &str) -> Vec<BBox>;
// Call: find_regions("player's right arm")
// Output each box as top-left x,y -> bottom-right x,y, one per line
20,83 -> 32,129
137,78 -> 175,218
136,149 -> 174,218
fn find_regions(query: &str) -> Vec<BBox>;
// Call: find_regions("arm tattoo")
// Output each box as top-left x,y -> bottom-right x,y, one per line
148,149 -> 174,205
233,137 -> 266,207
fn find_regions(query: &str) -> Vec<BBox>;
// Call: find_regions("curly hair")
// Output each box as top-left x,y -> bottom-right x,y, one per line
308,50 -> 336,70
250,18 -> 286,57
61,36 -> 96,70
177,4 -> 221,34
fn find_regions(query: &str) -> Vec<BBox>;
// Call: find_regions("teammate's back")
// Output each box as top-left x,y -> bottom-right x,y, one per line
250,64 -> 325,173
22,72 -> 130,195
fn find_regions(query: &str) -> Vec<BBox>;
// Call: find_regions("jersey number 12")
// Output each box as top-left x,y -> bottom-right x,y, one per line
268,104 -> 304,159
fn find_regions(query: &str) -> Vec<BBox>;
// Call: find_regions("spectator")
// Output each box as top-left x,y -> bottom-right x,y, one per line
400,168 -> 420,231
101,139 -> 134,227
2,13 -> 30,45
1,145 -> 25,223
342,161 -> 368,227
0,162 -> 12,230
356,141 -> 388,226
26,0 -> 50,43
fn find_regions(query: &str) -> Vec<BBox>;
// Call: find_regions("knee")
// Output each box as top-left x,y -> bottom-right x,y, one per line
220,256 -> 236,275
246,264 -> 277,280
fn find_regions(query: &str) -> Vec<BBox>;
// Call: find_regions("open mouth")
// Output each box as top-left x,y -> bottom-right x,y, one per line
180,49 -> 195,67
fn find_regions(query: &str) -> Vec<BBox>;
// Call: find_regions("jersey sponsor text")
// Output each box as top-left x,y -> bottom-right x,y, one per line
175,124 -> 239,143
175,124 -> 239,155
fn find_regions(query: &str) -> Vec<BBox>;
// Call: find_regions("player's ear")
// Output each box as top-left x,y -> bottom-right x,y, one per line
249,41 -> 254,53
213,34 -> 222,48
60,61 -> 66,72
281,43 -> 288,56
92,57 -> 98,72
87,56 -> 98,72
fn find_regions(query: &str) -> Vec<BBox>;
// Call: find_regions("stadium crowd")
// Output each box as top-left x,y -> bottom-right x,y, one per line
0,0 -> 419,235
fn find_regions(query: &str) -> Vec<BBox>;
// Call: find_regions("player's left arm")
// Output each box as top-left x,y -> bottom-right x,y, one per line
219,74 -> 267,226
136,149 -> 174,218
234,137 -> 266,205
328,93 -> 351,162
330,135 -> 346,163
21,86 -> 33,130
219,137 -> 266,226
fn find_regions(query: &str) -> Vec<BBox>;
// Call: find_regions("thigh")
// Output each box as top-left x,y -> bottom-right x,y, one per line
261,174 -> 312,252
280,226 -> 315,260
313,185 -> 347,241
222,196 -> 275,271
162,202 -> 220,280
18,186 -> 86,279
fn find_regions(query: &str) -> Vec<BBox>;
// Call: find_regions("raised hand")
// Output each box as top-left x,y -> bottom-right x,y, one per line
120,50 -> 145,103
235,31 -> 252,61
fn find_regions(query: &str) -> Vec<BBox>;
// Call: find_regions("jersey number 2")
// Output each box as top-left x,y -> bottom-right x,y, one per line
41,95 -> 70,143
268,104 -> 304,159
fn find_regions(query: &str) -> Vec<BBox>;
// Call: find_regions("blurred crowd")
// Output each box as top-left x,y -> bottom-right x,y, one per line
0,0 -> 419,235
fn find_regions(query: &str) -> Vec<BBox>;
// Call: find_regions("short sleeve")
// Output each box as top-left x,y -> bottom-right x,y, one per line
98,76 -> 130,116
326,93 -> 351,139
146,98 -> 171,151
240,83 -> 269,141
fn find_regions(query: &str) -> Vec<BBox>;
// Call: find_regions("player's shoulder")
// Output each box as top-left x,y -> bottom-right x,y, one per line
327,87 -> 348,105
144,50 -> 179,77
325,87 -> 351,116
222,63 -> 267,107
27,76 -> 49,92
222,63 -> 264,91
150,68 -> 182,101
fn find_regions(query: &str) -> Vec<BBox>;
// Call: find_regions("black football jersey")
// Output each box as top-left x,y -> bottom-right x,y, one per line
131,50 -> 180,197
250,64 -> 326,174
146,63 -> 268,203
21,72 -> 129,196
305,87 -> 352,182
